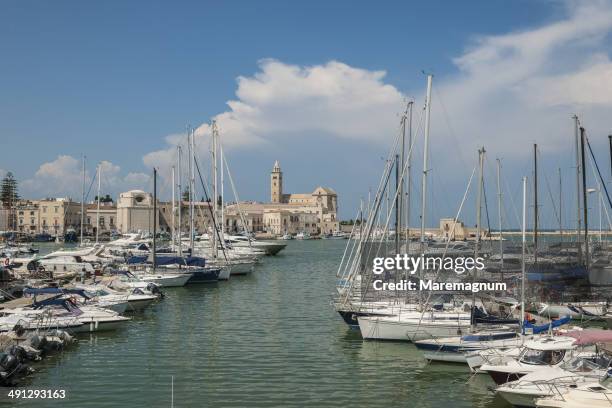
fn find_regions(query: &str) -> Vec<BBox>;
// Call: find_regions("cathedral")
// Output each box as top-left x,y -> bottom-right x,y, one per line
224,161 -> 339,236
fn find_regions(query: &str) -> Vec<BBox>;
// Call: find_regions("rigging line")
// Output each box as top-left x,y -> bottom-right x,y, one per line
193,155 -> 229,263
482,169 -> 492,237
84,169 -> 97,204
410,167 -> 476,338
433,86 -> 470,171
586,136 -> 612,211
586,146 -> 612,231
502,170 -> 522,230
538,149 -> 561,229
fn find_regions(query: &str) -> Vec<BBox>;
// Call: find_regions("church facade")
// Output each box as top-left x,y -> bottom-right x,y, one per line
224,161 -> 339,236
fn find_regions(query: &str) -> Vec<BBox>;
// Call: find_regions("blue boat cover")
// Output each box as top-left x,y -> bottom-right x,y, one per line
24,287 -> 91,299
523,315 -> 571,334
127,255 -> 206,267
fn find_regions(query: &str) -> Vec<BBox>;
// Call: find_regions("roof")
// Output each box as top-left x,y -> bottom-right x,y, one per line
313,186 -> 337,195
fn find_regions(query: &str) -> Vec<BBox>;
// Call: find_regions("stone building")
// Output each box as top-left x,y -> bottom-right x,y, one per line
225,161 -> 339,236
158,201 -> 213,234
85,203 -> 117,235
116,190 -> 158,234
15,201 -> 39,234
37,198 -> 81,236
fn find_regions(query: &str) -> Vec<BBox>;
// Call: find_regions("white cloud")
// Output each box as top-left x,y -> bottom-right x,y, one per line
434,0 -> 612,158
143,60 -> 405,175
21,155 -> 150,200
140,0 -> 612,222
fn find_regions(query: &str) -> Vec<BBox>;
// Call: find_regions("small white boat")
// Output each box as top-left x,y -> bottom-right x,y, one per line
296,232 -> 311,240
535,379 -> 612,407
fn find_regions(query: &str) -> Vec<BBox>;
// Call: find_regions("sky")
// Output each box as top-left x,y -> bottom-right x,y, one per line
2,0 -> 612,229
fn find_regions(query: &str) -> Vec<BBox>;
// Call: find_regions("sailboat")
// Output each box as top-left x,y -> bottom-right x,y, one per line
131,168 -> 191,287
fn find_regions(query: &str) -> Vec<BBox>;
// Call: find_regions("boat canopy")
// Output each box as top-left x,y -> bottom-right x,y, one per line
32,295 -> 84,316
24,287 -> 92,299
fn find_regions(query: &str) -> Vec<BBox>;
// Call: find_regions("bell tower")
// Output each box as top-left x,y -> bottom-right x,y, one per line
271,160 -> 283,203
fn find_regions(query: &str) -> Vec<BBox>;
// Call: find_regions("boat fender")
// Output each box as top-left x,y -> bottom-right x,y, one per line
3,258 -> 8,267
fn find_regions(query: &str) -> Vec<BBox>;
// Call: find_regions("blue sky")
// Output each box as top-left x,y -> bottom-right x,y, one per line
2,1 -> 612,228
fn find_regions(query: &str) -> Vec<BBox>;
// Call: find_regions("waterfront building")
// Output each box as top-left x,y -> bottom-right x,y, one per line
36,198 -> 81,236
84,203 -> 117,236
158,201 -> 213,234
15,200 -> 39,234
116,190 -> 158,234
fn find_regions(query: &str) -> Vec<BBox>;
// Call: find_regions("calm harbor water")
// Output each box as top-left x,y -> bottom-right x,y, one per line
4,240 -> 510,408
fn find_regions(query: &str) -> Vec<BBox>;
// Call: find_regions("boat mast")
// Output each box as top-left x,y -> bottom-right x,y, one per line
521,176 -> 527,334
189,128 -> 195,254
420,74 -> 433,246
405,101 -> 413,245
212,121 -> 218,258
95,163 -> 101,245
573,115 -> 582,263
580,127 -> 589,270
396,101 -> 409,254
220,128 -> 225,247
80,155 -> 85,245
496,158 -> 503,279
471,147 -> 485,332
177,146 -> 183,257
559,168 -> 563,240
609,134 -> 612,178
394,153 -> 399,253
152,168 -> 157,272
171,165 -> 176,251
533,144 -> 538,264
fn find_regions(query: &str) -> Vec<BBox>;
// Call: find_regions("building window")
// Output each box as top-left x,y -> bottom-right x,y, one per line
110,217 -> 114,226
18,211 -> 23,215
43,207 -> 46,213
19,218 -> 23,224
30,218 -> 35,225
87,217 -> 91,225
54,207 -> 59,213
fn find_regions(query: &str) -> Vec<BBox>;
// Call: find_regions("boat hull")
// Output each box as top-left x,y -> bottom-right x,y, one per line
358,316 -> 469,342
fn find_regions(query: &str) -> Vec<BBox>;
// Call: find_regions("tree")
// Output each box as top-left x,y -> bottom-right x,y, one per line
94,194 -> 113,203
182,188 -> 190,202
0,172 -> 19,209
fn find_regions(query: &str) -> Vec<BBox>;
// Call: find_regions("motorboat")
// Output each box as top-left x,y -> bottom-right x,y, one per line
480,336 -> 593,385
496,352 -> 612,407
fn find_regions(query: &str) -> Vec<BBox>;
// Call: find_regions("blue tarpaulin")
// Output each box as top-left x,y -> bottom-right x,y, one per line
126,255 -> 206,267
523,315 -> 571,334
